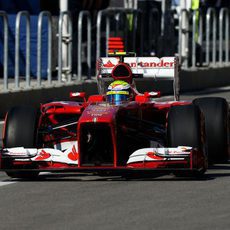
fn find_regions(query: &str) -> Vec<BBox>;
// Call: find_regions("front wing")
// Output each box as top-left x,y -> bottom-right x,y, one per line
0,144 -> 207,174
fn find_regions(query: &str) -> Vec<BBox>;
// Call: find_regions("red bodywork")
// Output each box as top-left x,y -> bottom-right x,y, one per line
2,97 -> 206,174
1,57 -> 207,175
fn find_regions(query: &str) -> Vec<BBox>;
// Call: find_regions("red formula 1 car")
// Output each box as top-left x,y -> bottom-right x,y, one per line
1,53 -> 229,179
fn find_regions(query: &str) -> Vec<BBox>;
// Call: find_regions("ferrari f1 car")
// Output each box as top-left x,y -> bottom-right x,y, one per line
1,53 -> 229,179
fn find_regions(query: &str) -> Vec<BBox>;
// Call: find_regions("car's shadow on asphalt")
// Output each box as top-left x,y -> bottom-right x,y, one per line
6,164 -> 230,182
203,164 -> 230,179
6,176 -> 214,182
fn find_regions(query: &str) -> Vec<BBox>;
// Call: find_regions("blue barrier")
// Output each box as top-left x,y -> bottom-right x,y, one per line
0,14 -> 48,78
0,0 -> 40,15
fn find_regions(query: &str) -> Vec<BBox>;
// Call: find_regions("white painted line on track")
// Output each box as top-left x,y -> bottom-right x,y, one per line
0,172 -> 51,187
0,181 -> 17,187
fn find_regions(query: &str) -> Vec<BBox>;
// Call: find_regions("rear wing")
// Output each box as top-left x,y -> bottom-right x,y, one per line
97,56 -> 180,100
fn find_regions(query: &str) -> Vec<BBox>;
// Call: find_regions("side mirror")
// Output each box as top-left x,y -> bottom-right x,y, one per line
69,92 -> 86,102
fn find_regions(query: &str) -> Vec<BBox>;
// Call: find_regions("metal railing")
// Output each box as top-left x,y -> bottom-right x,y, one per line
206,8 -> 217,66
77,11 -> 91,80
37,11 -> 52,86
57,11 -> 72,83
191,9 -> 203,68
178,7 -> 230,69
219,8 -> 229,65
15,11 -> 30,89
178,9 -> 190,68
0,11 -> 8,91
0,8 -> 230,93
96,8 -> 142,61
124,0 -> 138,9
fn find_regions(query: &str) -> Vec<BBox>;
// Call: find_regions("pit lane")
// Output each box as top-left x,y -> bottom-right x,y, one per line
0,88 -> 229,230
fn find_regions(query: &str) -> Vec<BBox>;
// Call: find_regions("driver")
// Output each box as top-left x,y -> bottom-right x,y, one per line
106,80 -> 131,105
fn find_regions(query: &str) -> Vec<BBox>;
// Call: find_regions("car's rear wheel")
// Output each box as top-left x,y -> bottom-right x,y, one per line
167,104 -> 206,177
3,106 -> 40,179
193,97 -> 229,163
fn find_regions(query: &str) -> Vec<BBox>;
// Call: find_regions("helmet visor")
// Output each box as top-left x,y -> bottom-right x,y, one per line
106,91 -> 129,105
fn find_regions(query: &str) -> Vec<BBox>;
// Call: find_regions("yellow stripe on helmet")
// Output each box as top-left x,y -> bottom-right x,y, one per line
106,91 -> 129,95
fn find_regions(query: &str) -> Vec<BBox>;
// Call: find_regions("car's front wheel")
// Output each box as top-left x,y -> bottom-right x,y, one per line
3,106 -> 40,179
167,104 -> 206,177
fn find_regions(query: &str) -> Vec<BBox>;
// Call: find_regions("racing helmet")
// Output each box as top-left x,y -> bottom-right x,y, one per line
106,80 -> 131,105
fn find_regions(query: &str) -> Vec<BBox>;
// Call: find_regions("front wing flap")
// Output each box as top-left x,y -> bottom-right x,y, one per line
0,145 -> 206,173
127,146 -> 206,171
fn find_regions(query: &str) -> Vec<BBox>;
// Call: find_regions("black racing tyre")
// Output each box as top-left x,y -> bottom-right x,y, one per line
3,106 -> 40,179
193,97 -> 229,163
4,106 -> 39,148
167,105 -> 206,177
167,104 -> 203,149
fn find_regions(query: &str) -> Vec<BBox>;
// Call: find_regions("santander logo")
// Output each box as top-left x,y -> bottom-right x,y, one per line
128,59 -> 175,68
147,152 -> 163,160
35,150 -> 51,161
101,58 -> 175,69
103,60 -> 116,68
68,145 -> 78,161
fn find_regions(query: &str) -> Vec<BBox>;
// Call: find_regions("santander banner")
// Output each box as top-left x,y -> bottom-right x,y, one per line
100,57 -> 177,79
124,57 -> 175,68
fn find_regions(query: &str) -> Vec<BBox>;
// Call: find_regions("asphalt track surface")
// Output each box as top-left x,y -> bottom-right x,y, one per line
0,87 -> 230,230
